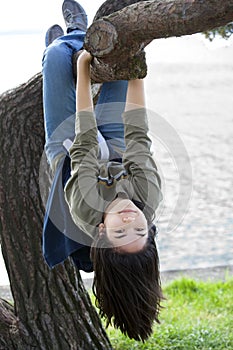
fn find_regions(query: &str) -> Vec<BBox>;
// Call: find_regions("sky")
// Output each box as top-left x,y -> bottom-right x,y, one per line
0,0 -> 102,33
0,0 -> 105,93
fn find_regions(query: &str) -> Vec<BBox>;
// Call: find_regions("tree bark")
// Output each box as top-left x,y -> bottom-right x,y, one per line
0,75 -> 112,349
84,0 -> 233,81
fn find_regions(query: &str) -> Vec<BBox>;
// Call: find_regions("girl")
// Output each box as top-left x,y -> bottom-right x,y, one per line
42,1 -> 163,340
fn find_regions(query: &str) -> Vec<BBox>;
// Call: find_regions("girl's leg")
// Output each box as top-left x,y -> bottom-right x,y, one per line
42,30 -> 85,165
42,31 -> 94,271
95,81 -> 128,161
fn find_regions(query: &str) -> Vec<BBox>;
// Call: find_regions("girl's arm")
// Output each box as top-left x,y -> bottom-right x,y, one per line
125,79 -> 145,111
76,50 -> 93,112
64,51 -> 103,237
123,79 -> 163,216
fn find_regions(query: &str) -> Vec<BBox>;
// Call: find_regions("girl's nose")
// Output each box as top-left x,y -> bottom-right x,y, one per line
122,216 -> 135,223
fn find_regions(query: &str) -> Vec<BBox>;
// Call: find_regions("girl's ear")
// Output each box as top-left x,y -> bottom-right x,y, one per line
98,223 -> 106,237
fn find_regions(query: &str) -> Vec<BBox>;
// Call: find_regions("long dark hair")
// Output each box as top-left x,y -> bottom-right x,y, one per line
90,217 -> 164,341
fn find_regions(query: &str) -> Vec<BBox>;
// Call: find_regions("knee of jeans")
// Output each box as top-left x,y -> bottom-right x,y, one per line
42,43 -> 70,69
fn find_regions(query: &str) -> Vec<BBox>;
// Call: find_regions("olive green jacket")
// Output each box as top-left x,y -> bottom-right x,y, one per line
64,108 -> 163,238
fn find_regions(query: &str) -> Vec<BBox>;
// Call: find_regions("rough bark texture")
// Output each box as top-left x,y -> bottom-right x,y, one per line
84,0 -> 233,81
0,0 -> 233,348
0,75 -> 112,349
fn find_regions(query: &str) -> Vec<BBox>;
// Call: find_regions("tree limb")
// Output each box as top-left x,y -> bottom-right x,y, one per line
84,0 -> 233,81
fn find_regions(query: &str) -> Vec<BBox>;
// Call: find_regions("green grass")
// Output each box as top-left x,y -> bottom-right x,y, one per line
91,277 -> 233,350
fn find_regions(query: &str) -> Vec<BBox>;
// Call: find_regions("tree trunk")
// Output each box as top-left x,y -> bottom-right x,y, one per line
0,75 -> 112,349
84,0 -> 233,81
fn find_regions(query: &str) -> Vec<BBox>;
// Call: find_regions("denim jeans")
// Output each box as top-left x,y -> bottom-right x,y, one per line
42,30 -> 128,165
42,30 -> 128,270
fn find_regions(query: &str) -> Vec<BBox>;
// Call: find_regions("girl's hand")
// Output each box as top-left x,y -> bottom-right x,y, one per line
78,50 -> 93,64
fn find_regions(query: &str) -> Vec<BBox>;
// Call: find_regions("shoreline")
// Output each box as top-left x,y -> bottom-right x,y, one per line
1,265 -> 232,301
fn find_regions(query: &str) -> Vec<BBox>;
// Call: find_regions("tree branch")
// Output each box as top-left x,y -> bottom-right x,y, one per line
84,0 -> 233,81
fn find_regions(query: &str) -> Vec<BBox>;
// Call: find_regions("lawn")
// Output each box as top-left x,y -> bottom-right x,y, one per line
93,277 -> 233,350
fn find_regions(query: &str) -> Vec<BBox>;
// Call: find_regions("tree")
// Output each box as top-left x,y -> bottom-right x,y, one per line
0,74 -> 112,349
0,0 -> 233,349
204,22 -> 233,41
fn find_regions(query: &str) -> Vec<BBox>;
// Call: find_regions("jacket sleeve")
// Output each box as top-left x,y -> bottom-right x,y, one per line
64,111 -> 103,237
122,108 -> 163,217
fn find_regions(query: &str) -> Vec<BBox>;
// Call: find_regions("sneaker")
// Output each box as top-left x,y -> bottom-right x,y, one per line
62,0 -> 87,33
45,24 -> 64,47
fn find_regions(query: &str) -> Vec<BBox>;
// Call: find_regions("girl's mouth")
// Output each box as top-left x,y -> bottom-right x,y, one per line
119,209 -> 137,214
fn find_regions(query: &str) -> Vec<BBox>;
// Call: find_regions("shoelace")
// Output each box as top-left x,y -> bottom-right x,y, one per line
64,10 -> 87,23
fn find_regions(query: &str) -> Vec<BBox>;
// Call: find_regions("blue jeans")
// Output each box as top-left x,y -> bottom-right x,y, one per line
42,31 -> 128,271
42,30 -> 128,165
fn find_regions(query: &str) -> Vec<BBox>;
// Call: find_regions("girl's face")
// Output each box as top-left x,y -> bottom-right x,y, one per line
99,199 -> 148,253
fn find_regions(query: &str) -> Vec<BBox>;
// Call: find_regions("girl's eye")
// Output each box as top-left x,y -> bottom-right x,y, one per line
135,228 -> 144,232
114,229 -> 124,233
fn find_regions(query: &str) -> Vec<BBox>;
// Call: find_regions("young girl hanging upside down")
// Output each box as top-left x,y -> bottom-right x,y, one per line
42,0 -> 163,341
